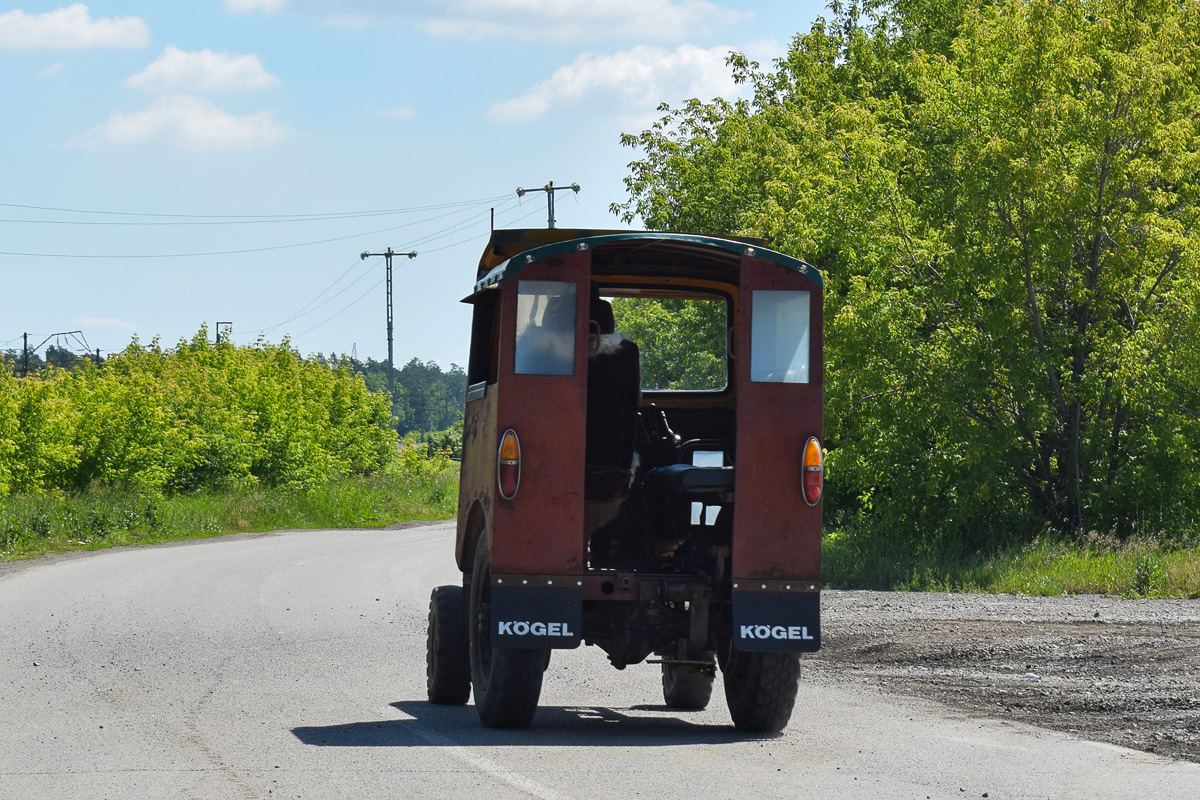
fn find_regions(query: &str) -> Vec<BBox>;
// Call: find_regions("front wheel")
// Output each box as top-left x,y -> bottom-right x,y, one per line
722,649 -> 801,732
469,540 -> 547,728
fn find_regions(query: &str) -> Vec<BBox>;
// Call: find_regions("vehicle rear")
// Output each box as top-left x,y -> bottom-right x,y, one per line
426,229 -> 824,731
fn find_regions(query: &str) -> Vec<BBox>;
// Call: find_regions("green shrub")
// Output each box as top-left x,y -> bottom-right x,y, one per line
0,330 -> 396,498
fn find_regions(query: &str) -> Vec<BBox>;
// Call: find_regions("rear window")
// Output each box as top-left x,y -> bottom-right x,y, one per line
750,290 -> 810,383
515,281 -> 576,376
609,295 -> 727,391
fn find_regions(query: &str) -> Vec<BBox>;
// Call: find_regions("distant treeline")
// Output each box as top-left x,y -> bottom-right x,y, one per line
309,353 -> 465,436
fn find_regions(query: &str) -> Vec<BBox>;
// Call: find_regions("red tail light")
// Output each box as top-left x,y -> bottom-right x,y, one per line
498,429 -> 521,500
802,436 -> 823,506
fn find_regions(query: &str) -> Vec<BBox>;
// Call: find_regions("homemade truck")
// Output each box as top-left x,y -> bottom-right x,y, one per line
426,228 -> 824,731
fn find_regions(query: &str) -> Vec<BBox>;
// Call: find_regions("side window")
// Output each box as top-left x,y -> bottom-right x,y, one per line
750,290 -> 810,383
515,280 -> 577,376
466,290 -> 499,392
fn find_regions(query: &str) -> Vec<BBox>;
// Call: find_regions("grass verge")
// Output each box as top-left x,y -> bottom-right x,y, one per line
1,466 -> 456,562
823,525 -> 1200,598
7,468 -> 1198,601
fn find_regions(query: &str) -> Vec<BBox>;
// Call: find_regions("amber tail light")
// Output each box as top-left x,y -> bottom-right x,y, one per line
498,429 -> 521,500
802,436 -> 823,506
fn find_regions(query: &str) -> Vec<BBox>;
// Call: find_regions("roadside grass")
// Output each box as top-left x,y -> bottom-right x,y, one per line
7,458 -> 1199,601
0,461 -> 457,562
823,524 -> 1200,599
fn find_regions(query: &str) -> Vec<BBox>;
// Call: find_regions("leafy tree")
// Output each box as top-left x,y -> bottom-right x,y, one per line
615,0 -> 1200,541
611,298 -> 727,390
311,352 -> 465,435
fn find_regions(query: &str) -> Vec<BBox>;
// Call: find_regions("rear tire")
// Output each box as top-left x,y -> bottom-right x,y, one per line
426,585 -> 471,705
469,540 -> 546,728
662,657 -> 715,710
722,649 -> 801,732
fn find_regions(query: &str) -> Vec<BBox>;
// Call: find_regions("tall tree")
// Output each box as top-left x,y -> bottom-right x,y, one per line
616,0 -> 1200,541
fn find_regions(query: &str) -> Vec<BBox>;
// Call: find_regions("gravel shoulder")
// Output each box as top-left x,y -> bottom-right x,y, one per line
809,591 -> 1200,764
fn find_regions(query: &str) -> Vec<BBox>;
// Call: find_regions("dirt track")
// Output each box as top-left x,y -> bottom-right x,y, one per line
809,591 -> 1200,763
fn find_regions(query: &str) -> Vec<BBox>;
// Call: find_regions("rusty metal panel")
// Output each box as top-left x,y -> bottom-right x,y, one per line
731,254 -> 824,582
490,251 -> 590,575
455,384 -> 498,571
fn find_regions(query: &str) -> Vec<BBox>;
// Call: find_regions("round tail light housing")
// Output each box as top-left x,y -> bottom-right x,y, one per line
802,436 -> 823,506
497,429 -> 521,500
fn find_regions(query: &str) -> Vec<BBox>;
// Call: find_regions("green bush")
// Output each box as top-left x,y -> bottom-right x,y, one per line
0,330 -> 396,497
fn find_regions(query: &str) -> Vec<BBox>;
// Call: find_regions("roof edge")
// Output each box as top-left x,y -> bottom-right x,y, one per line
474,231 -> 824,293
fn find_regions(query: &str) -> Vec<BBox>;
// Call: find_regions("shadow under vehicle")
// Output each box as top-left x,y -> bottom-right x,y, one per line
426,228 -> 824,732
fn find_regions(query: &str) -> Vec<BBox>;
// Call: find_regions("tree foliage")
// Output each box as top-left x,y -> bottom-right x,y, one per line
0,329 -> 396,496
615,0 -> 1200,541
611,297 -> 728,390
310,353 -> 466,435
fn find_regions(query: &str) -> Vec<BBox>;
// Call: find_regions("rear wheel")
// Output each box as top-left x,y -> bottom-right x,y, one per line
426,585 -> 471,704
722,649 -> 801,732
662,657 -> 715,710
469,540 -> 547,728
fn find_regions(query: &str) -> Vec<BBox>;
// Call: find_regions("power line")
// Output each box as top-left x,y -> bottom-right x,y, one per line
243,196 -> 525,336
415,203 -> 548,255
244,257 -> 380,336
0,195 -> 511,221
276,200 -> 551,343
294,278 -> 386,338
0,194 -> 520,259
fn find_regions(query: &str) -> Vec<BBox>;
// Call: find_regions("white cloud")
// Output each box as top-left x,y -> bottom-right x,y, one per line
125,46 -> 281,93
35,62 -> 66,79
224,0 -> 289,13
75,316 -> 138,331
72,95 -> 290,152
0,4 -> 149,51
487,43 -> 737,121
426,0 -> 747,41
380,106 -> 415,119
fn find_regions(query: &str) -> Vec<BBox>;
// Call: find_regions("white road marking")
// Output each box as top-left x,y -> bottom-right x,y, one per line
405,723 -> 571,800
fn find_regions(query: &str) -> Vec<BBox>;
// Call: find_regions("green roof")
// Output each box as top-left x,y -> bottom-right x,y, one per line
473,231 -> 823,293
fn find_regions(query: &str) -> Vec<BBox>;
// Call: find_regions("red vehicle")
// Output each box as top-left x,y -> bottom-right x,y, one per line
426,228 -> 824,731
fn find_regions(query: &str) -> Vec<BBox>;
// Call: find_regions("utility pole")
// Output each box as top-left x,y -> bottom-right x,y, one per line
516,181 -> 580,228
215,321 -> 232,344
359,248 -> 417,409
21,330 -> 88,376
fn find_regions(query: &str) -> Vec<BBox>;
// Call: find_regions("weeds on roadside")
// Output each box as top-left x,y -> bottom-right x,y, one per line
0,449 -> 457,561
823,523 -> 1200,599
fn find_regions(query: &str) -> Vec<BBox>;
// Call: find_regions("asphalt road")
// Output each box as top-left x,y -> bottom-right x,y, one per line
2,523 -> 1197,800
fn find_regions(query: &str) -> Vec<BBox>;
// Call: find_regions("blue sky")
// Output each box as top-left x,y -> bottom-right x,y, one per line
2,1 -> 826,369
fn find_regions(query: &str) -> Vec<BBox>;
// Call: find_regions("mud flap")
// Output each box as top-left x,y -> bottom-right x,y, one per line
731,591 -> 820,652
490,586 -> 583,649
